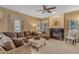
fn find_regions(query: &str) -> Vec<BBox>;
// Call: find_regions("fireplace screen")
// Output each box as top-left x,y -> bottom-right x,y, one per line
50,28 -> 64,40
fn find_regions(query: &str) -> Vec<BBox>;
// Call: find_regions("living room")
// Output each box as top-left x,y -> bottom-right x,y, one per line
0,5 -> 79,54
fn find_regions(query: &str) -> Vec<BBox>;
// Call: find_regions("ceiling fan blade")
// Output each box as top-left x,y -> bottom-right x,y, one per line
43,5 -> 47,10
47,7 -> 56,10
47,10 -> 52,13
37,10 -> 43,11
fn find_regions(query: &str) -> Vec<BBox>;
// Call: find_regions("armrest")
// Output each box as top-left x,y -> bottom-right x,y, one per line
12,37 -> 31,47
23,41 -> 31,46
6,42 -> 32,54
0,46 -> 6,53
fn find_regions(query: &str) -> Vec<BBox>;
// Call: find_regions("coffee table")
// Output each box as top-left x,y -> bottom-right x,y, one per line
28,38 -> 46,51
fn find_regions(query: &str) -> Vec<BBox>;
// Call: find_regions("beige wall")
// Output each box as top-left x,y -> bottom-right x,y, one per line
49,15 -> 64,28
0,7 -> 38,32
0,7 -> 65,33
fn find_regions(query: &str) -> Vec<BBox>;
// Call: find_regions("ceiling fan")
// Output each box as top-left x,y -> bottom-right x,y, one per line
37,5 -> 56,14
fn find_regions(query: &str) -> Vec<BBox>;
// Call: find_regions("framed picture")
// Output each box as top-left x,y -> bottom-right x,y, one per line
69,19 -> 78,30
53,20 -> 60,26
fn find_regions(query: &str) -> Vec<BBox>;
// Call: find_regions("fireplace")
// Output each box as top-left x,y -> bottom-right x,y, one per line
50,28 -> 64,40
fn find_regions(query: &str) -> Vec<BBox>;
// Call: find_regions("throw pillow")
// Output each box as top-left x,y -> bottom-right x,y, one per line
1,41 -> 13,51
12,38 -> 24,48
34,36 -> 40,40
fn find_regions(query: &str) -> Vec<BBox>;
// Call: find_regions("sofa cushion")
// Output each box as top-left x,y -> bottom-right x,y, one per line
31,31 -> 38,36
34,35 -> 40,40
3,32 -> 17,38
24,31 -> 31,37
12,38 -> 24,47
1,41 -> 13,51
27,36 -> 33,39
22,37 -> 28,43
0,34 -> 15,51
17,32 -> 24,38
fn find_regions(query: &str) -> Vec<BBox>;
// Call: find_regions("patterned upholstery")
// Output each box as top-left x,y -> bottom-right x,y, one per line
12,38 -> 24,48
0,33 -> 31,53
3,32 -> 17,38
0,34 -> 15,51
17,32 -> 25,38
24,31 -> 31,37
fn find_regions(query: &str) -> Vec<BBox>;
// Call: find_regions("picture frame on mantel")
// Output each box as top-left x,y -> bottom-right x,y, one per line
52,19 -> 60,27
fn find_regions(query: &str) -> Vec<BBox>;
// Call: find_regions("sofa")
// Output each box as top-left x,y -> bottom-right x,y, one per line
0,31 -> 32,54
0,31 -> 49,53
0,42 -> 31,54
3,31 -> 33,44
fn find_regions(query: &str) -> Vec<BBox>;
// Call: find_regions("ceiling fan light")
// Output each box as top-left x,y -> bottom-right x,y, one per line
51,12 -> 56,14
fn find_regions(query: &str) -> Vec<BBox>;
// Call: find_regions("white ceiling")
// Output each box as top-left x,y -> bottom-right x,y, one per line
0,5 -> 79,18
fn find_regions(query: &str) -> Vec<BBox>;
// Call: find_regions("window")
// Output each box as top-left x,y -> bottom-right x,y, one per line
42,23 -> 47,32
14,20 -> 21,32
